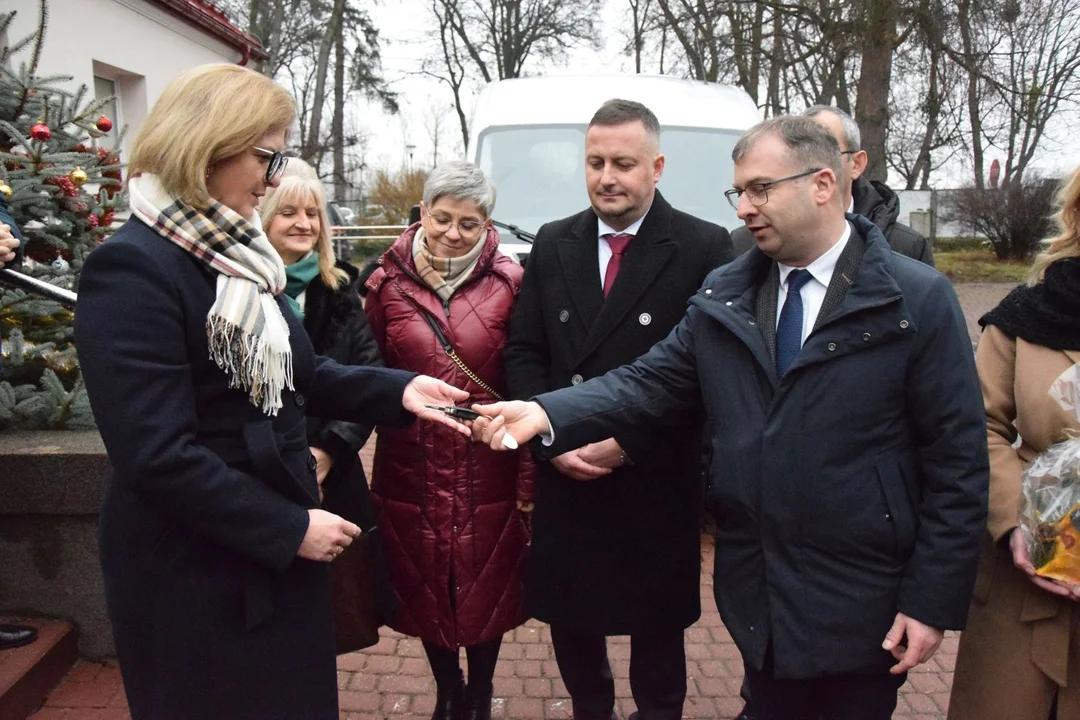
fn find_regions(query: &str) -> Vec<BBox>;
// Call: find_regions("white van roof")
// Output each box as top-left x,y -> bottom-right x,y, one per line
469,74 -> 760,136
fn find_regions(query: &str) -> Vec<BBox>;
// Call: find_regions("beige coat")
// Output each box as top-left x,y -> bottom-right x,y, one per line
949,325 -> 1080,720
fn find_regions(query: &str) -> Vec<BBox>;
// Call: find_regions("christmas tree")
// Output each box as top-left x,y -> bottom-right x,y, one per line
0,1 -> 124,430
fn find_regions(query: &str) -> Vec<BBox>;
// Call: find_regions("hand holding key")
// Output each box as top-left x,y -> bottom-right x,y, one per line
469,400 -> 551,451
426,405 -> 520,448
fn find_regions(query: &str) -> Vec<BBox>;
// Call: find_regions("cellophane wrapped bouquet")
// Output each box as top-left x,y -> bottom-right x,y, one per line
1021,364 -> 1080,584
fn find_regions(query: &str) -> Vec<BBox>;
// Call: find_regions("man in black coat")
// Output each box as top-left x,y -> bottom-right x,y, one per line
504,99 -> 733,720
483,116 -> 987,720
730,106 -> 934,268
0,198 -> 34,651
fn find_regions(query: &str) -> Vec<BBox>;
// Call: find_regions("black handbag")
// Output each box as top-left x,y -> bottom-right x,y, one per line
329,525 -> 381,653
322,457 -> 385,654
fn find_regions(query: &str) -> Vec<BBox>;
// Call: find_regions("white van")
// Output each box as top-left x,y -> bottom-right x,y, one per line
466,74 -> 761,261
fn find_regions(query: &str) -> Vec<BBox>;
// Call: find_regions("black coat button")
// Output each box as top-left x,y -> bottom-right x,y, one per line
307,454 -> 317,471
571,374 -> 583,386
559,309 -> 570,323
295,392 -> 306,407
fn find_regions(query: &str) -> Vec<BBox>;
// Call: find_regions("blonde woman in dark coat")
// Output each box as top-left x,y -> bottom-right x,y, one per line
74,63 -> 469,720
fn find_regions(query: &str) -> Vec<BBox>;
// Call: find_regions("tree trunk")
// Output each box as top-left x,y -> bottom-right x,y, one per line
956,0 -> 984,189
765,6 -> 783,116
332,25 -> 346,203
854,0 -> 898,182
303,0 -> 347,163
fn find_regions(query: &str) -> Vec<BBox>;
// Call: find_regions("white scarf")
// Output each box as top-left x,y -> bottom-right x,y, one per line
128,174 -> 293,416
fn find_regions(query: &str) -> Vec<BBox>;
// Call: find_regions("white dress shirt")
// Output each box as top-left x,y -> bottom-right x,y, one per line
775,222 -> 852,346
539,210 -> 651,444
597,210 -> 648,288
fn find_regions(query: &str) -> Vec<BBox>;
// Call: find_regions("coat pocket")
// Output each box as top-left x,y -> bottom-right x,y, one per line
875,460 -> 918,559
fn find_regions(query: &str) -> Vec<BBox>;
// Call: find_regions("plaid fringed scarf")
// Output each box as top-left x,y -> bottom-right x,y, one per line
412,226 -> 485,302
128,174 -> 293,416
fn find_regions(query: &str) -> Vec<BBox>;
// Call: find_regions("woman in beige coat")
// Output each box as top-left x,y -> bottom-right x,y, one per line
949,167 -> 1080,720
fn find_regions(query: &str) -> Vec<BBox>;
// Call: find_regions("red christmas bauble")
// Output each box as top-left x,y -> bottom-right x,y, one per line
95,115 -> 113,133
30,123 -> 51,142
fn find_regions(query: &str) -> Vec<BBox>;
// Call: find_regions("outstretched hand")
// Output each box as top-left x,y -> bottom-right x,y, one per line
470,400 -> 550,450
402,375 -> 471,436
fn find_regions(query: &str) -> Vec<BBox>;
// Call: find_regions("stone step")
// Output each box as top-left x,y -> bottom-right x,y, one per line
0,618 -> 77,720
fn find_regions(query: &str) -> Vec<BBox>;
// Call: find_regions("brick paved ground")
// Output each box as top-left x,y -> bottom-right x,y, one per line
952,282 -> 1016,348
31,283 -> 1014,720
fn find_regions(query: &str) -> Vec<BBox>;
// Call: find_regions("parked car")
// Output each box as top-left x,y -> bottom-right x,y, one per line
466,74 -> 761,263
327,201 -> 356,261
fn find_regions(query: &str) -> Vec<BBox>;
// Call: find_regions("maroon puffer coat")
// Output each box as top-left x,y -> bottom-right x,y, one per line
365,223 -> 533,650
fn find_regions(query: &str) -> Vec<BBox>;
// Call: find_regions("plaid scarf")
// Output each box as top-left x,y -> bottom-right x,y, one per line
411,226 -> 485,302
128,174 -> 293,416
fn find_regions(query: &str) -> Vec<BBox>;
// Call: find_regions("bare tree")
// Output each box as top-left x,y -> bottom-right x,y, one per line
332,24 -> 347,202
425,0 -> 473,150
853,0 -> 901,181
944,175 -> 1058,259
948,0 -> 1080,187
623,0 -> 659,73
887,0 -> 966,189
302,0 -> 348,162
434,0 -> 603,82
422,104 -> 451,168
365,168 -> 430,225
218,0 -> 398,181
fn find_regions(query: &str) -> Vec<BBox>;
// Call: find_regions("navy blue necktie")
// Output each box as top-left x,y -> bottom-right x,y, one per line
776,269 -> 812,377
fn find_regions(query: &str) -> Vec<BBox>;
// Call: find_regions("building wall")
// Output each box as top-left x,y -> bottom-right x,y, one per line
3,0 -> 245,161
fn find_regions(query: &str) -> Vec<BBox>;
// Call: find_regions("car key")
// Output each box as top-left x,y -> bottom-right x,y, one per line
424,405 -> 519,449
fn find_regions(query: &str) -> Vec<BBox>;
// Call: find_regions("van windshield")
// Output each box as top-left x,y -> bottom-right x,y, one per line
477,125 -> 744,235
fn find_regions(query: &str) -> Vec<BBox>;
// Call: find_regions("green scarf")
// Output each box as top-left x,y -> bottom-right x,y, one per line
283,253 -> 321,321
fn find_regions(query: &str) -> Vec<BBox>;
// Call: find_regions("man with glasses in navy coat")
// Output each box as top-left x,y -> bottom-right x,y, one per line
477,116 -> 988,720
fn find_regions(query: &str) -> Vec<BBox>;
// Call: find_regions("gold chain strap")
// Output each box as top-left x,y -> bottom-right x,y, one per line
445,347 -> 503,401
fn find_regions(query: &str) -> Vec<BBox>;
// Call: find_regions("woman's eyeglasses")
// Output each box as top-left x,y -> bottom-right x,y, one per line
426,215 -> 486,238
253,146 -> 289,183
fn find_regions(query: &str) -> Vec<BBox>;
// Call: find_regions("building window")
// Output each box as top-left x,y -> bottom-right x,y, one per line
93,76 -> 120,150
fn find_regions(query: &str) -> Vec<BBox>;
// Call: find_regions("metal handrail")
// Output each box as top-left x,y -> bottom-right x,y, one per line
333,225 -> 408,243
334,225 -> 409,231
0,268 -> 78,308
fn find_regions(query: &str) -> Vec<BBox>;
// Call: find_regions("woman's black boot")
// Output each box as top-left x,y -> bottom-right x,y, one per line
464,682 -> 493,720
431,670 -> 465,720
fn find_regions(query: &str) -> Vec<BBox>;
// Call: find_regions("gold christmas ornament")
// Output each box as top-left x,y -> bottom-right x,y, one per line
0,183 -> 11,199
69,167 -> 88,187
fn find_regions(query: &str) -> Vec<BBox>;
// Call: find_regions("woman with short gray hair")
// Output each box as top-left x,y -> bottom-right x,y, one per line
365,160 -> 533,720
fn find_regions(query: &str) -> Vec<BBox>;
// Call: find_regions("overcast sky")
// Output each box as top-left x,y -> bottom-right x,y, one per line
356,0 -> 634,170
355,0 -> 1078,187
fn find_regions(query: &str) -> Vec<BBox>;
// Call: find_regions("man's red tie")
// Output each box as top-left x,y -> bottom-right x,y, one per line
602,233 -> 633,297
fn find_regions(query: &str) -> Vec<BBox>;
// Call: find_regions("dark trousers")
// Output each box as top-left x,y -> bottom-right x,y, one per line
550,625 -> 686,720
742,648 -> 906,720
